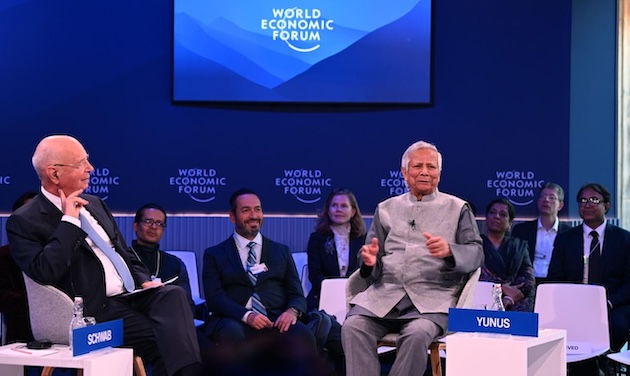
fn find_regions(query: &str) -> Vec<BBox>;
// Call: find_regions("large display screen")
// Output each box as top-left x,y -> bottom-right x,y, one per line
173,0 -> 432,103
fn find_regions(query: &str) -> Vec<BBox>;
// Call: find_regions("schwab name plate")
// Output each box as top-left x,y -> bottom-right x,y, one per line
72,319 -> 123,356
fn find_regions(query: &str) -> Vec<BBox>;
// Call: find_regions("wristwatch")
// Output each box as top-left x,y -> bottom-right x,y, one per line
289,307 -> 302,318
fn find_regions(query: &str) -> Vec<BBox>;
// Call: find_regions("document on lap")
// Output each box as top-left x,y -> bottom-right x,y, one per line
122,275 -> 179,296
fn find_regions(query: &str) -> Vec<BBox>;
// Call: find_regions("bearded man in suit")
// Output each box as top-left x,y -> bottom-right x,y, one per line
202,188 -> 320,375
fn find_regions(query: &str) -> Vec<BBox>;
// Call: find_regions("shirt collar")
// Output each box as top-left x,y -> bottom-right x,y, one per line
408,188 -> 439,202
40,186 -> 63,212
536,217 -> 559,232
582,221 -> 606,238
131,239 -> 160,252
233,232 -> 263,250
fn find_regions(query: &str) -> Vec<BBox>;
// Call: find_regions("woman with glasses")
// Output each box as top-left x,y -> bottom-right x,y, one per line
306,188 -> 366,311
480,198 -> 535,311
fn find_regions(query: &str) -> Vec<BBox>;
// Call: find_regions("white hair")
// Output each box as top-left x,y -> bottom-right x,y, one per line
401,140 -> 442,172
31,135 -> 81,180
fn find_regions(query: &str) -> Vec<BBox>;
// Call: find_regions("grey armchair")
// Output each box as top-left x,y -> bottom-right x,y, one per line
22,273 -> 146,376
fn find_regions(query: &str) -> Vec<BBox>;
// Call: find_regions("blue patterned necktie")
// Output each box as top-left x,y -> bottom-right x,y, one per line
246,241 -> 267,315
79,213 -> 136,292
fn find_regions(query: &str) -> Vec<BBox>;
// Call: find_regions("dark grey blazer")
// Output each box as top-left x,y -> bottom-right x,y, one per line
7,193 -> 151,319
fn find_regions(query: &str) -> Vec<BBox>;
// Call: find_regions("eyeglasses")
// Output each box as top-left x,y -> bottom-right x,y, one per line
539,194 -> 559,202
53,155 -> 90,170
139,218 -> 166,228
577,197 -> 602,206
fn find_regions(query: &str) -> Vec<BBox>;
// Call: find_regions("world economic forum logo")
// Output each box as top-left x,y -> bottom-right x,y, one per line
260,7 -> 334,53
486,170 -> 544,206
380,170 -> 409,196
275,169 -> 332,204
84,168 -> 119,201
0,175 -> 9,185
169,168 -> 227,203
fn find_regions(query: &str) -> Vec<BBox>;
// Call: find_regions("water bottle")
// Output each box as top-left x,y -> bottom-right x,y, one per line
490,283 -> 505,311
69,296 -> 86,350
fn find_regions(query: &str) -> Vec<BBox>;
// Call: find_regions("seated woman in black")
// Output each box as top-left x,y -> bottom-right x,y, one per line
480,198 -> 535,311
306,188 -> 366,311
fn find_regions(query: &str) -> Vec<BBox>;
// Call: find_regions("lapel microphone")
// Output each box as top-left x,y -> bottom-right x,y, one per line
408,219 -> 416,230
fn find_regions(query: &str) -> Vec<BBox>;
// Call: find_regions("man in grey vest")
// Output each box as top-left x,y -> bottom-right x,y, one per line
341,140 -> 484,376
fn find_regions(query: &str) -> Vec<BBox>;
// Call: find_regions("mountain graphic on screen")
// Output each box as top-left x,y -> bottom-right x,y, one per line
173,0 -> 430,103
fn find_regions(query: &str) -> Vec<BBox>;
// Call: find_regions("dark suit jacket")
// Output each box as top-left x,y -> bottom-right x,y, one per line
547,224 -> 630,308
6,194 -> 151,319
306,231 -> 365,311
511,219 -> 572,263
202,236 -> 306,325
0,244 -> 33,342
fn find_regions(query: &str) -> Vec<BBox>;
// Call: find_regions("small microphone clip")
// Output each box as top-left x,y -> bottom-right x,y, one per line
408,219 -> 416,230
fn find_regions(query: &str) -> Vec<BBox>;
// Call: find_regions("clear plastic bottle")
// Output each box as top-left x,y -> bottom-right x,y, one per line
69,296 -> 86,350
490,283 -> 505,311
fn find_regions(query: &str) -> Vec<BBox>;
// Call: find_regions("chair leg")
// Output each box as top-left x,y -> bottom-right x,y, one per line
134,355 -> 147,376
429,342 -> 442,376
41,367 -> 83,376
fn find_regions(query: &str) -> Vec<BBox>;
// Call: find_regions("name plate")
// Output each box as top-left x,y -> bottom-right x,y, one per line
567,341 -> 592,354
72,319 -> 123,356
448,308 -> 539,337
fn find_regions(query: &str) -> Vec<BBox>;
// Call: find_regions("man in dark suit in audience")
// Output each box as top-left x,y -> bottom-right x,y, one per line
0,191 -> 37,344
511,182 -> 572,284
548,183 -> 630,375
7,135 -> 202,376
202,188 -> 318,375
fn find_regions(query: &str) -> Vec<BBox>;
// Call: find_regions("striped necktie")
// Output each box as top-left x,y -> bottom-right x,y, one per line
246,241 -> 267,315
79,213 -> 136,292
588,231 -> 601,284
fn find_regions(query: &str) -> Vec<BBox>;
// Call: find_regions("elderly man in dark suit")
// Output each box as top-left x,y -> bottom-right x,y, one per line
202,188 -> 318,374
6,135 -> 202,376
548,183 -> 630,375
511,182 -> 572,284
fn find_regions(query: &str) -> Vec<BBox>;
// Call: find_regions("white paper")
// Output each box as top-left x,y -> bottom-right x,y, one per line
0,345 -> 58,357
122,275 -> 179,296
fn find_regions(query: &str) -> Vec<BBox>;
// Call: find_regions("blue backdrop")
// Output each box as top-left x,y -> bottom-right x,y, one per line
0,0 -> 572,216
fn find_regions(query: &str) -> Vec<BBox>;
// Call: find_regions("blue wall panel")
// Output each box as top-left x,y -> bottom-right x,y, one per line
0,0 -> 579,218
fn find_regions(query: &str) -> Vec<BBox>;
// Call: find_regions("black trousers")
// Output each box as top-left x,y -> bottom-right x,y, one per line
101,285 -> 202,376
204,316 -> 326,376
